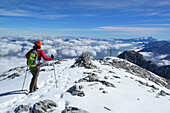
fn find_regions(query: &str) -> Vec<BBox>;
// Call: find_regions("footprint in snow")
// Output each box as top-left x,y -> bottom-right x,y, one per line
31,95 -> 43,100
43,89 -> 50,93
60,78 -> 69,82
57,99 -> 66,109
54,94 -> 61,99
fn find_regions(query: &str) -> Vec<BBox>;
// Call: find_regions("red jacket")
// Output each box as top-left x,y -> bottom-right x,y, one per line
25,49 -> 52,61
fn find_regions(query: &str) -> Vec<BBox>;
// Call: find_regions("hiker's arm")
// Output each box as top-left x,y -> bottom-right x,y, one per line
40,50 -> 52,61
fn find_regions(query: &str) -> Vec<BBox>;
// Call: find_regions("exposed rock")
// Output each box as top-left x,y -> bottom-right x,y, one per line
112,75 -> 121,79
99,88 -> 104,90
7,72 -> 21,79
137,80 -> 159,90
102,90 -> 108,94
40,61 -> 60,67
100,80 -> 115,88
32,100 -> 57,113
71,53 -> 97,69
109,71 -> 115,74
14,105 -> 31,113
118,50 -> 170,80
0,66 -> 25,81
78,73 -> 115,88
40,69 -> 46,71
104,106 -> 111,111
62,106 -> 89,113
104,76 -> 108,79
78,73 -> 99,83
67,85 -> 85,97
158,90 -> 170,96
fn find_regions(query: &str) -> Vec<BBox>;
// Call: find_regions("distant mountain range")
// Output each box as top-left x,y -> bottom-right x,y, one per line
92,37 -> 157,42
113,37 -> 158,42
139,41 -> 170,60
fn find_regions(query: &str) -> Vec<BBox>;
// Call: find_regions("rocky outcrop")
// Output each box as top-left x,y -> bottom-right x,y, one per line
62,106 -> 89,113
67,85 -> 85,97
7,72 -> 21,79
118,50 -> 170,80
32,100 -> 57,113
14,105 -> 31,113
77,73 -> 115,88
15,100 -> 57,113
71,53 -> 97,69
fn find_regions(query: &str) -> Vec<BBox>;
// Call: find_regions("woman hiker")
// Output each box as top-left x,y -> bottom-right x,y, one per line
25,40 -> 54,93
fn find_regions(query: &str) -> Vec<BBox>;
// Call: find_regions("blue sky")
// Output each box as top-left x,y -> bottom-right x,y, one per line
0,0 -> 170,40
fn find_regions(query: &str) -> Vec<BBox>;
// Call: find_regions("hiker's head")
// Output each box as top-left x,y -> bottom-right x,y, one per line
33,40 -> 41,49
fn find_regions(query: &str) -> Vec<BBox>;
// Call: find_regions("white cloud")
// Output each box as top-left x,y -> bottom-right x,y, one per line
42,45 -> 53,50
139,52 -> 153,57
0,36 -> 137,59
62,49 -> 77,57
113,44 -> 132,49
47,48 -> 57,56
0,42 -> 22,56
158,60 -> 170,66
157,54 -> 168,59
43,39 -> 54,45
96,26 -> 168,32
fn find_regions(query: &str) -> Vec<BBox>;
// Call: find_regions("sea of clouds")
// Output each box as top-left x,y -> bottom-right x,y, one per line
1,36 -> 167,73
0,36 -> 137,59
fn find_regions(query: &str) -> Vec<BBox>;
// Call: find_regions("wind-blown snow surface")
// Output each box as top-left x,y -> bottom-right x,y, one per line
0,57 -> 170,113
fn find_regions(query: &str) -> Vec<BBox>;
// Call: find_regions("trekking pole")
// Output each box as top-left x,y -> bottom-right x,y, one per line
22,67 -> 28,91
53,61 -> 58,88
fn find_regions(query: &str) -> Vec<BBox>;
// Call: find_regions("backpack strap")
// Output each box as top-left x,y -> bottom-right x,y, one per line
36,49 -> 42,65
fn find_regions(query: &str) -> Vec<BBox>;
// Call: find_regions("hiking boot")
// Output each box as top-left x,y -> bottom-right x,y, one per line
29,90 -> 34,93
34,87 -> 39,91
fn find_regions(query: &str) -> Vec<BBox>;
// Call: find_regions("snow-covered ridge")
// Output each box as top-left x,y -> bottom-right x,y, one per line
0,57 -> 170,113
103,57 -> 170,89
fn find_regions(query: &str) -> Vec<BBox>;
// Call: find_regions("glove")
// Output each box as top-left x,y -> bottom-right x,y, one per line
51,54 -> 54,59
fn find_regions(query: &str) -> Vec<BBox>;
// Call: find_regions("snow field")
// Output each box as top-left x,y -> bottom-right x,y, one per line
0,58 -> 170,113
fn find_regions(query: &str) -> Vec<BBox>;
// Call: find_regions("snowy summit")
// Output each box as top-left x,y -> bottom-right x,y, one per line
0,55 -> 170,113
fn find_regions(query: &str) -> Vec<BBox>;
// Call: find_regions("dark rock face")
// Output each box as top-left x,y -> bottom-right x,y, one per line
158,65 -> 170,79
71,53 -> 97,69
32,100 -> 57,113
14,105 -> 31,113
118,50 -> 170,79
62,106 -> 89,113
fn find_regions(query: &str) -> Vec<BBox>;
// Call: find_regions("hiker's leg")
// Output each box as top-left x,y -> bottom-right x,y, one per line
29,67 -> 36,92
34,66 -> 40,90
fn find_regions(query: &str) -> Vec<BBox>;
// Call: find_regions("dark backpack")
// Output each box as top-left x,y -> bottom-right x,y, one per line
27,49 -> 40,67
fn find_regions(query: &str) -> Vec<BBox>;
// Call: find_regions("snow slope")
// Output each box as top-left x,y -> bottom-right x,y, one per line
0,57 -> 170,113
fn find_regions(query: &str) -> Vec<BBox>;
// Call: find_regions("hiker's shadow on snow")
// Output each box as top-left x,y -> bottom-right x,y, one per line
0,90 -> 28,97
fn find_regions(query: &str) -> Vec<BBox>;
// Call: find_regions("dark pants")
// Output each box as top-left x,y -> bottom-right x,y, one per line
29,66 -> 40,92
